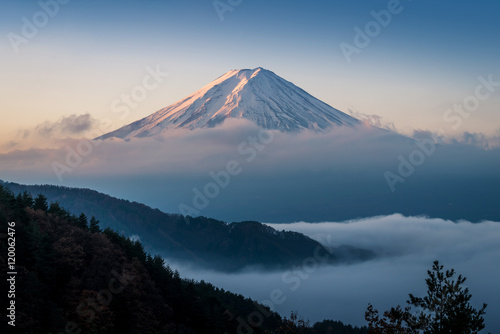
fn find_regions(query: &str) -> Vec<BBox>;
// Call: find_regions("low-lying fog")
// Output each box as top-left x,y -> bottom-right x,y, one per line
167,215 -> 500,332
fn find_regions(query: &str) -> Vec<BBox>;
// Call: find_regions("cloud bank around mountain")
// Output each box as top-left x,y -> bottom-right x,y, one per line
168,214 -> 500,333
0,119 -> 499,222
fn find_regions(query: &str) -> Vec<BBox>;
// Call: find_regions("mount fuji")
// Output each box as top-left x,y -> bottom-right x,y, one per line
98,67 -> 360,140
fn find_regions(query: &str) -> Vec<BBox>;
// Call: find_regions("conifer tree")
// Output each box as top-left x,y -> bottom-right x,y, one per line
89,216 -> 101,233
366,261 -> 487,334
76,213 -> 88,230
33,194 -> 48,212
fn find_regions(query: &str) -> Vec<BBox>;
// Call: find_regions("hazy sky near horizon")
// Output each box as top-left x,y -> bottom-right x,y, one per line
1,0 -> 500,148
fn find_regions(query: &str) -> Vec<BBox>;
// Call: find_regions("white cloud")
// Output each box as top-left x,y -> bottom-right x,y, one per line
267,214 -> 500,258
171,215 -> 500,332
2,114 -> 104,153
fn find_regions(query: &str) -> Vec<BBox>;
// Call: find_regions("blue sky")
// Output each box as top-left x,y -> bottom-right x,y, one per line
1,0 -> 499,146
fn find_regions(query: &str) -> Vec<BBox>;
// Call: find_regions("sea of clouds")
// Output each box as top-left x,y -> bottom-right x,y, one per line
169,215 -> 500,332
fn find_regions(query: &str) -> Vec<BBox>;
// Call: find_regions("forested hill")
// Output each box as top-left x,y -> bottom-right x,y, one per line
0,185 -> 368,333
1,180 -> 374,272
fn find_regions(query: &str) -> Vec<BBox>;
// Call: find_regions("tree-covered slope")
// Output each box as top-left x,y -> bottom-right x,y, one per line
0,185 -> 368,334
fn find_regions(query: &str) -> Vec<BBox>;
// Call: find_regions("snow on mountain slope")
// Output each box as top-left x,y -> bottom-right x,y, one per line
98,68 -> 360,140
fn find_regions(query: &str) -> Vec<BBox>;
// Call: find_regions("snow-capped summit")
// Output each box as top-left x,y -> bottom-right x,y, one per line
98,68 -> 360,140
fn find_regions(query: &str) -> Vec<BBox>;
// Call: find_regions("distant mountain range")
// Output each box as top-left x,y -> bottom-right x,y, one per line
1,180 -> 374,271
97,67 -> 360,140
